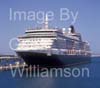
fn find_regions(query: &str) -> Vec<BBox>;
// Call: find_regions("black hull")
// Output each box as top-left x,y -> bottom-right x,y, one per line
16,51 -> 91,67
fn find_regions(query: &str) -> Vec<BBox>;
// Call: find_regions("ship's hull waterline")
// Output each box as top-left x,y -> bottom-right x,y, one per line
16,51 -> 91,67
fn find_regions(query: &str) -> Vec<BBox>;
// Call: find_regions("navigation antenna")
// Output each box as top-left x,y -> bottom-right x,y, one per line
44,14 -> 49,29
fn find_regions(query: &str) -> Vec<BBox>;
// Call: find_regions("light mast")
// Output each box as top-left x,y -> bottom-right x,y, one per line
44,14 -> 49,29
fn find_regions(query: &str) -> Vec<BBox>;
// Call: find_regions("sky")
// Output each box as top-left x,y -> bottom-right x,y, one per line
0,0 -> 100,54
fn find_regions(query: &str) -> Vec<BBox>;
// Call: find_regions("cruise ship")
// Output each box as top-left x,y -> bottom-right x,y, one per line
15,16 -> 91,66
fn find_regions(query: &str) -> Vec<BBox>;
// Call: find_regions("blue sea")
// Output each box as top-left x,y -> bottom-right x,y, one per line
0,57 -> 100,88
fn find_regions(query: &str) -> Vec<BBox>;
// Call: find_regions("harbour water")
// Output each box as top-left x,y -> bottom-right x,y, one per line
0,57 -> 100,88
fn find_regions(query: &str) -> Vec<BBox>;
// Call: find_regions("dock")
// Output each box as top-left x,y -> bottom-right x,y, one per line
0,54 -> 26,71
0,55 -> 20,60
0,63 -> 27,71
92,53 -> 100,57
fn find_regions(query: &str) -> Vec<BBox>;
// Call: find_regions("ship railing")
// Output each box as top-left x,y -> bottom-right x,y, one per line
47,49 -> 91,56
66,49 -> 90,56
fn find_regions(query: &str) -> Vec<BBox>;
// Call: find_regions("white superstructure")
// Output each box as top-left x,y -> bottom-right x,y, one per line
16,16 -> 91,56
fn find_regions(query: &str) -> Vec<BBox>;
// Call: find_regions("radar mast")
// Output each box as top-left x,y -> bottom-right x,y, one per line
44,14 -> 49,29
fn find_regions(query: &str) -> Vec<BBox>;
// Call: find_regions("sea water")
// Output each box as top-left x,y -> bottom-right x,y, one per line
0,57 -> 100,88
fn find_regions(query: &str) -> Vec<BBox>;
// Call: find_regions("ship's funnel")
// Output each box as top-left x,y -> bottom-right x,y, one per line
68,25 -> 75,33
